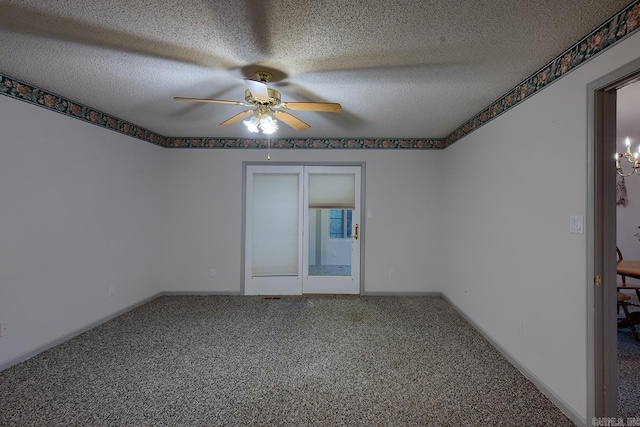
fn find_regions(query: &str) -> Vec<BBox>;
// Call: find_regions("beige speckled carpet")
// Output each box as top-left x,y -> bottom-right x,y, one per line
0,295 -> 574,426
618,305 -> 640,419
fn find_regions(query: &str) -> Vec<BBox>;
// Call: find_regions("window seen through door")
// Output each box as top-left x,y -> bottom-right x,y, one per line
329,210 -> 352,238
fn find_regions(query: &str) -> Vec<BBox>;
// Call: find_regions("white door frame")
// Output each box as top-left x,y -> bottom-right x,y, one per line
241,161 -> 366,295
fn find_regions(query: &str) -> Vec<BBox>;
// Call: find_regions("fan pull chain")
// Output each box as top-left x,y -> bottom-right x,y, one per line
267,137 -> 271,160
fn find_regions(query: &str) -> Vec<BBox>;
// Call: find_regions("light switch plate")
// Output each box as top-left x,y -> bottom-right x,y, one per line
570,215 -> 584,234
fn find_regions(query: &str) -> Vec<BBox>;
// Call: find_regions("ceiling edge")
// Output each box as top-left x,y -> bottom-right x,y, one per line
0,74 -> 444,150
0,0 -> 638,150
443,0 -> 640,148
0,75 -> 168,147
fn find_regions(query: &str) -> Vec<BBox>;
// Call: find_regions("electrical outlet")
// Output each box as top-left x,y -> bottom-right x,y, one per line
108,286 -> 115,298
388,268 -> 396,278
0,322 -> 9,337
210,269 -> 216,278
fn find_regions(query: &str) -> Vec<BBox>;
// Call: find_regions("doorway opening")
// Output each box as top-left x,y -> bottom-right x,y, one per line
589,58 -> 640,419
242,163 -> 364,295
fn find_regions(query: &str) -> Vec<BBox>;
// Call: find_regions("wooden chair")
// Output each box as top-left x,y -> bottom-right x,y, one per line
617,292 -> 640,341
616,246 -> 640,301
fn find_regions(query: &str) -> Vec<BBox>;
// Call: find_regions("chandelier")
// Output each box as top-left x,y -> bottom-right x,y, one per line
616,137 -> 640,177
243,105 -> 278,135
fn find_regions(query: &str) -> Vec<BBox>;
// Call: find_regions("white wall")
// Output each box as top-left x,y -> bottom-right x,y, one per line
161,149 -> 445,294
442,31 -> 640,425
5,30 -> 639,425
0,96 -> 167,365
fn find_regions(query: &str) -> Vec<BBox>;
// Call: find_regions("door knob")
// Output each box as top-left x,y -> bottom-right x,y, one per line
353,224 -> 359,240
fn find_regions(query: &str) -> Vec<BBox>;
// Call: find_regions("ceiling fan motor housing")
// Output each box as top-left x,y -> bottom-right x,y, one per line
174,68 -> 340,131
245,88 -> 282,107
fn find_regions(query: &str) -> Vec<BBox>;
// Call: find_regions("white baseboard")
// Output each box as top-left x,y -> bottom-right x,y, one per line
0,292 -> 163,372
441,295 -> 585,427
0,289 -> 589,426
163,291 -> 241,296
363,291 -> 443,296
0,291 -> 251,371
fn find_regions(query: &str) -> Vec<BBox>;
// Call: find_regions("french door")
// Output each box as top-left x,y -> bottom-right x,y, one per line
244,165 -> 361,295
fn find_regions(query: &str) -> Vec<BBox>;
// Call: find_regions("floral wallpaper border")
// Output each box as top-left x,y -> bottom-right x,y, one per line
0,75 -> 168,148
0,73 -> 442,150
164,137 -> 442,149
444,0 -> 640,147
1,0 -> 639,150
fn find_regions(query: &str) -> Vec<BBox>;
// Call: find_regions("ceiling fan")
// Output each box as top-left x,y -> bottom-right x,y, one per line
174,71 -> 342,134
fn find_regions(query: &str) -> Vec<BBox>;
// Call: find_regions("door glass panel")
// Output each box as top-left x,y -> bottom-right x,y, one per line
308,208 -> 352,276
252,173 -> 299,276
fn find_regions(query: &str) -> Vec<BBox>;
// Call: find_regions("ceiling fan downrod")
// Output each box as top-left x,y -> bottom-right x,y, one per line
255,71 -> 272,83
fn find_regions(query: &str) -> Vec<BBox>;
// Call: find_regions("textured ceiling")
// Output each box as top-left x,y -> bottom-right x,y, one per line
0,0 -> 635,141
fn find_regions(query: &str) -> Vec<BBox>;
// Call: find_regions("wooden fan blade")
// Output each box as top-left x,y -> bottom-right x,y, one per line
280,102 -> 342,113
244,79 -> 269,101
173,96 -> 246,106
220,110 -> 255,126
272,111 -> 310,131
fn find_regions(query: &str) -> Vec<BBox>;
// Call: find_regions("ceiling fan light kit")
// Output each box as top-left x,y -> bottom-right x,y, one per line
174,71 -> 342,135
243,110 -> 278,135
